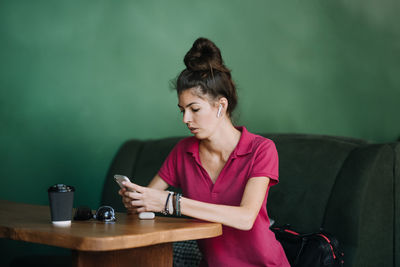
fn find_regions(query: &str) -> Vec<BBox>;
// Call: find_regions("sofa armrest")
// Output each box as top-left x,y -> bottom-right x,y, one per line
393,142 -> 400,267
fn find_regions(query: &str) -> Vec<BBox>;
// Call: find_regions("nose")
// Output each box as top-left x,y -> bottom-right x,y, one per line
182,110 -> 191,124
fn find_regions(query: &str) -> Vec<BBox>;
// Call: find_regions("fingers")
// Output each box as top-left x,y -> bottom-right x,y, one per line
118,188 -> 126,196
124,200 -> 147,213
122,196 -> 142,206
122,193 -> 144,207
136,207 -> 147,213
129,199 -> 144,207
124,191 -> 142,199
123,197 -> 132,204
118,182 -> 163,213
123,197 -> 143,210
120,184 -> 145,213
122,181 -> 144,193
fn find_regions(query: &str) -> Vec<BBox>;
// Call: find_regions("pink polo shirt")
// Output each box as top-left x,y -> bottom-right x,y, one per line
158,126 -> 289,267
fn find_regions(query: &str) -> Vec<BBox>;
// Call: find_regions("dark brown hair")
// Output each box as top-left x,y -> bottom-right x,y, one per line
175,38 -> 238,116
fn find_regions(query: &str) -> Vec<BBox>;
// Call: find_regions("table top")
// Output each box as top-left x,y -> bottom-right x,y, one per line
0,200 -> 222,252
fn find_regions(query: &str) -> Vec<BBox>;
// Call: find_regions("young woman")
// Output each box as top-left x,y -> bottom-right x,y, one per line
119,38 -> 289,267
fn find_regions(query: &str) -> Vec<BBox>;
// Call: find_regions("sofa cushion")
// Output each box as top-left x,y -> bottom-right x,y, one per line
265,134 -> 364,233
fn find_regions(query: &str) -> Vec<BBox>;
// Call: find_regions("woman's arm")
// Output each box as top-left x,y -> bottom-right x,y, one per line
147,174 -> 170,190
181,177 -> 270,230
122,176 -> 270,231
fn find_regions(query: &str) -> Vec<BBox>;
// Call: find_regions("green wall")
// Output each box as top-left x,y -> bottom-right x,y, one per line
0,0 -> 399,263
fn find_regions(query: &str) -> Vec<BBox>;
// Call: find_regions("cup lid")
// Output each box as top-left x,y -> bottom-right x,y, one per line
48,184 -> 75,193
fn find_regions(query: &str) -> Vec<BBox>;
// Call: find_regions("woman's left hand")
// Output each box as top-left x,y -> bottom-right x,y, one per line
120,181 -> 169,213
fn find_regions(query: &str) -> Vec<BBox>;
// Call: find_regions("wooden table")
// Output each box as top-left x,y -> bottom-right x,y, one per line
0,200 -> 222,267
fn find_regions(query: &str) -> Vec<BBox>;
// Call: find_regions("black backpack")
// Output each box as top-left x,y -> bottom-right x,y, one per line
270,225 -> 344,267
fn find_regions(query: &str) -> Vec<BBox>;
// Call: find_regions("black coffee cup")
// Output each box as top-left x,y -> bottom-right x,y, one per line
48,184 -> 75,226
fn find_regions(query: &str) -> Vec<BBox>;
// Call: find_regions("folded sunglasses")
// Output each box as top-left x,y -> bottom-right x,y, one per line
74,205 -> 116,222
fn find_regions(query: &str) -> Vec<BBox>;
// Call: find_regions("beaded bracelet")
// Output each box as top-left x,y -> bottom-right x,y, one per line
175,193 -> 182,216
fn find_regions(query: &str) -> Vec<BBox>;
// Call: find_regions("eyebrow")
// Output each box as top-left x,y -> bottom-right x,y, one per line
177,102 -> 199,108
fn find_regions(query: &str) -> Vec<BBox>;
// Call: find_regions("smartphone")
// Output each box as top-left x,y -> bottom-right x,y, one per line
114,174 -> 132,190
113,174 -> 155,220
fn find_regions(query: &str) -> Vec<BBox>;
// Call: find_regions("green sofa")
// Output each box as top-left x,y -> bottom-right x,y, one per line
101,133 -> 400,267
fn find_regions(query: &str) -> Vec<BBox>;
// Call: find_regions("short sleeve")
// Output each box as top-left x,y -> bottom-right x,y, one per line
158,144 -> 180,187
248,139 -> 279,186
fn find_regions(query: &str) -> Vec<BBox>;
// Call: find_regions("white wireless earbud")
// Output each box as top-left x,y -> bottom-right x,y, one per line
217,104 -> 222,118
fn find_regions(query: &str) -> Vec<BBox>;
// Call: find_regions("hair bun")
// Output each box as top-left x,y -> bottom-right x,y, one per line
184,37 -> 227,72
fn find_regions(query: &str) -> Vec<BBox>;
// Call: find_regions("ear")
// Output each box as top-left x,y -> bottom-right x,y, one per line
216,97 -> 228,118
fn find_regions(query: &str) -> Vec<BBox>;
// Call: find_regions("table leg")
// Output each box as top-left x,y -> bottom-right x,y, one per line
72,243 -> 173,267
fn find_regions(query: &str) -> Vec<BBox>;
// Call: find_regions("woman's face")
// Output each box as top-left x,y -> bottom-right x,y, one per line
178,88 -> 220,139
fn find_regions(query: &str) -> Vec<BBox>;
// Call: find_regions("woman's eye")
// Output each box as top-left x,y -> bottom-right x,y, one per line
192,109 -> 200,112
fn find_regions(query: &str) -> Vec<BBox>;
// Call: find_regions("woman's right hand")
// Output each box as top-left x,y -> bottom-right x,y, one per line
118,174 -> 170,214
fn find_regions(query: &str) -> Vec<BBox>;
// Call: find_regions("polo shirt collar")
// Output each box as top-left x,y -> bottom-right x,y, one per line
185,126 -> 254,159
186,137 -> 201,164
233,126 -> 253,157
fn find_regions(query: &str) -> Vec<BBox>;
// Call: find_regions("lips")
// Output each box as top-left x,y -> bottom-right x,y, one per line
188,127 -> 199,133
